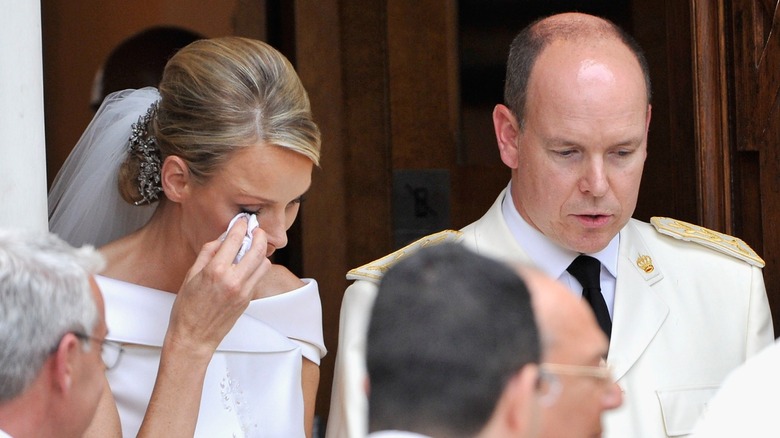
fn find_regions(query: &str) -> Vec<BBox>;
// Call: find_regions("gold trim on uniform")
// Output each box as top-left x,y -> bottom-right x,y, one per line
650,217 -> 765,267
346,230 -> 464,282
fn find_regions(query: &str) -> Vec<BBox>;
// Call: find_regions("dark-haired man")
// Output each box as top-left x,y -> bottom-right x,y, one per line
366,243 -> 542,438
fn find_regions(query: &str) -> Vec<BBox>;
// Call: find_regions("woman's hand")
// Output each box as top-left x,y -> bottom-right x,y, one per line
165,217 -> 271,359
138,219 -> 270,437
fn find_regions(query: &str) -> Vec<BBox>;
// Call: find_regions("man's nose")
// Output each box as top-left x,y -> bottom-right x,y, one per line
579,159 -> 609,197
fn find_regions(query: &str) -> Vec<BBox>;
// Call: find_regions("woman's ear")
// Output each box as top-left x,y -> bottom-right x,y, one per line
161,156 -> 191,203
493,104 -> 522,169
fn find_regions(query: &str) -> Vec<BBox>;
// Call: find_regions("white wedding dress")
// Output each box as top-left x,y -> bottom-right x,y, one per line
97,275 -> 326,438
49,88 -> 327,436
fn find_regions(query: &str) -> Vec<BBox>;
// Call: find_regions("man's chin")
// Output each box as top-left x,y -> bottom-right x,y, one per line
564,235 -> 614,254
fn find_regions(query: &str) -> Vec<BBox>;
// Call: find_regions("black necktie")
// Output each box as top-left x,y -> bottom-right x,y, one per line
567,255 -> 612,340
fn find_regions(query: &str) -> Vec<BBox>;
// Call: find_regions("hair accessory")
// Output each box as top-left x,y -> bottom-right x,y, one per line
129,101 -> 162,205
49,88 -> 161,248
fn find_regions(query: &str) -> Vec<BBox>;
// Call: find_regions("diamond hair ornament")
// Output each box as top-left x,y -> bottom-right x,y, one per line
129,101 -> 162,205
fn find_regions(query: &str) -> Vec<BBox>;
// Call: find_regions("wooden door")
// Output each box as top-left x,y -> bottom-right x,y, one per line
728,0 -> 780,333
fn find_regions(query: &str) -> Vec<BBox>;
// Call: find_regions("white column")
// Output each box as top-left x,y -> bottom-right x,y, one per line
0,0 -> 48,231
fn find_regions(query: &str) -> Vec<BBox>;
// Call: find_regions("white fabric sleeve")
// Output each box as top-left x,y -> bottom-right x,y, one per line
325,279 -> 378,438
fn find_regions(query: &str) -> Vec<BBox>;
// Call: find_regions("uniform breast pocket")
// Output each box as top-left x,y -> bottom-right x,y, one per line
656,386 -> 719,437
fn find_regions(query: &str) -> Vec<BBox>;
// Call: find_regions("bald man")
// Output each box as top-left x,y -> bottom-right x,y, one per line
522,267 -> 622,438
328,12 -> 773,438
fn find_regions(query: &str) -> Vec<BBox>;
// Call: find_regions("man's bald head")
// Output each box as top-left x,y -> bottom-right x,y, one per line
504,12 -> 651,126
515,266 -> 622,438
518,266 -> 607,361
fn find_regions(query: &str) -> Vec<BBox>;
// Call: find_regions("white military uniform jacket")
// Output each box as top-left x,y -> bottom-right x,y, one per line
326,189 -> 774,438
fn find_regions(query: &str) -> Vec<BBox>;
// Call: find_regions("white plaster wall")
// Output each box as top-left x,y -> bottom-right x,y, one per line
0,0 -> 48,231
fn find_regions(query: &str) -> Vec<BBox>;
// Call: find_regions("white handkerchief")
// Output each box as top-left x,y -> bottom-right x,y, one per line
220,212 -> 260,263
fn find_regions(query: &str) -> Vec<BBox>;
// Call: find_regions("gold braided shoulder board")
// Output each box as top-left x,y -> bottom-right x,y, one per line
346,229 -> 464,282
650,217 -> 765,267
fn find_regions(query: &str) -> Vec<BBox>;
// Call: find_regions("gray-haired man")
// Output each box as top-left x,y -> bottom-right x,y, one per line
0,229 -> 118,437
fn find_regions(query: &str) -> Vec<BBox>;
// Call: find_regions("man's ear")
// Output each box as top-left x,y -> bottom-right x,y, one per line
493,104 -> 522,169
502,364 -> 541,433
161,156 -> 191,203
51,333 -> 81,395
645,103 -> 652,135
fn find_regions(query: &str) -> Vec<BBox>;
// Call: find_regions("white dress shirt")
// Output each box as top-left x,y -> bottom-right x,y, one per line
501,185 -> 619,317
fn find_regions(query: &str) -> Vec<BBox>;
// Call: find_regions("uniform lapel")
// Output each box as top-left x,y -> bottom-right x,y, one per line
466,188 -> 534,264
472,191 -> 668,381
609,220 -> 669,381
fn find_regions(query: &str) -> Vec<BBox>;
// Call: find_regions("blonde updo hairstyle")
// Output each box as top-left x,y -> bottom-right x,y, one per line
118,36 -> 321,204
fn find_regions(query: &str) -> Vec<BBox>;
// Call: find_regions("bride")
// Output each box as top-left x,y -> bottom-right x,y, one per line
48,36 -> 325,437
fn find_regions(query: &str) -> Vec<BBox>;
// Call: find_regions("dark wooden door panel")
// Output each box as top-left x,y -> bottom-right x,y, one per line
730,0 -> 780,334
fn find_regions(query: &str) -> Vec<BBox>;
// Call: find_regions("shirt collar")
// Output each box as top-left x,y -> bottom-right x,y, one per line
501,184 -> 619,279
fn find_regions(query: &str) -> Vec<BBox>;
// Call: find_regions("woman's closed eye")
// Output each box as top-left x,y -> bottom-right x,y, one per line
239,207 -> 261,215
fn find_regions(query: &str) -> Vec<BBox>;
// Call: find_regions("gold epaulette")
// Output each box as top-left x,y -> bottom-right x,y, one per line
346,229 -> 464,282
650,217 -> 765,267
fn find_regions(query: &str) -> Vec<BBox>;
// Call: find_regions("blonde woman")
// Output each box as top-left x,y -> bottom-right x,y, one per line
49,37 -> 325,437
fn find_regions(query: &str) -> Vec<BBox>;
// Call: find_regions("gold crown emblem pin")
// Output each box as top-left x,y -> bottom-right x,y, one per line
637,255 -> 654,273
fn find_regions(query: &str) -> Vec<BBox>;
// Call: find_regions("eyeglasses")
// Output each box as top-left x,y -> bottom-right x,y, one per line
540,362 -> 613,383
73,333 -> 124,370
536,361 -> 614,406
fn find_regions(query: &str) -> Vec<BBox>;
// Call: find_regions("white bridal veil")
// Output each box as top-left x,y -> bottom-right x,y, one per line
49,88 -> 160,248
